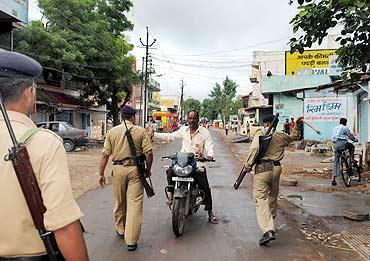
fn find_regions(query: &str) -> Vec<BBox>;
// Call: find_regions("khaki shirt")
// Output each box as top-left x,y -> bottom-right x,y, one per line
102,120 -> 153,159
0,111 -> 83,258
244,124 -> 300,172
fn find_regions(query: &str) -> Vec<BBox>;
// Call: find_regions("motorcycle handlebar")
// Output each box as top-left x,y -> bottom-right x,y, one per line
161,155 -> 176,160
161,155 -> 215,162
196,158 -> 216,162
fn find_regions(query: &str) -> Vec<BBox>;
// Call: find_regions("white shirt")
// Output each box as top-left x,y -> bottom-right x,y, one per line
154,126 -> 214,157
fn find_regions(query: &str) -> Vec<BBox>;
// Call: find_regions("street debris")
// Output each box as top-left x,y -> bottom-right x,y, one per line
303,168 -> 326,173
160,249 -> 168,254
321,157 -> 334,163
341,211 -> 370,222
286,194 -> 303,200
231,136 -> 250,143
281,178 -> 298,186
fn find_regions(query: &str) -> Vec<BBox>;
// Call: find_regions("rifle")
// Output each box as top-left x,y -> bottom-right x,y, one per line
123,119 -> 155,198
0,94 -> 64,260
233,113 -> 279,190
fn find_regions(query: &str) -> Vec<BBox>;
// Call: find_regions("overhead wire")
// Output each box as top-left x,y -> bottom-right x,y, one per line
151,38 -> 291,57
154,63 -> 251,81
150,54 -> 254,64
151,56 -> 252,69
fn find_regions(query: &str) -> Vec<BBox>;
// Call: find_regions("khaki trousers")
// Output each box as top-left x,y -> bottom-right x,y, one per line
112,166 -> 143,245
252,165 -> 282,234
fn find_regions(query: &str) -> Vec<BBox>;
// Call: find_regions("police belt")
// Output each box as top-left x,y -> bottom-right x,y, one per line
112,157 -> 136,166
256,159 -> 281,166
0,256 -> 48,261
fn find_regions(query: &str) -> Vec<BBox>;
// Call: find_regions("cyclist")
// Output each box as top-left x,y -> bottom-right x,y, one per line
332,118 -> 357,186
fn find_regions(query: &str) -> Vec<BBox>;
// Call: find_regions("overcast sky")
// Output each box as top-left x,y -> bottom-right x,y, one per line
29,0 -> 300,100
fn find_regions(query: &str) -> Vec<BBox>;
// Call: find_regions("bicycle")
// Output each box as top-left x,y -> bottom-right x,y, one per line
337,147 -> 362,187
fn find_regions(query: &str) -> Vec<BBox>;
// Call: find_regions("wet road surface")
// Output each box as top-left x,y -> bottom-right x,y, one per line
79,130 -> 361,261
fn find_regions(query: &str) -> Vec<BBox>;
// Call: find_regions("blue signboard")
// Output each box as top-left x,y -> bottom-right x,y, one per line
0,0 -> 29,23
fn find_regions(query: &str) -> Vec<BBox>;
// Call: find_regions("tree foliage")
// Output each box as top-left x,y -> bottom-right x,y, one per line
230,99 -> 242,116
289,0 -> 370,70
200,98 -> 218,121
13,0 -> 135,125
184,98 -> 202,116
209,77 -> 238,123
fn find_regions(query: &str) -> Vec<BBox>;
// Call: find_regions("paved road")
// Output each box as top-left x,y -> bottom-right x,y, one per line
79,130 -> 360,261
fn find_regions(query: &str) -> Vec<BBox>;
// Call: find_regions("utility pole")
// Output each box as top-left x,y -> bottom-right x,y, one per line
139,57 -> 145,127
180,79 -> 185,123
140,27 -> 156,125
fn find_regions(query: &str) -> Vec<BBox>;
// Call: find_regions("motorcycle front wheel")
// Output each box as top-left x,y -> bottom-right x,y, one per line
172,197 -> 187,237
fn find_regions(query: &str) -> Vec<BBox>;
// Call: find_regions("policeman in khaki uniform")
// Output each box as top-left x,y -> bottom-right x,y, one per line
0,51 -> 88,260
243,115 -> 303,246
99,106 -> 153,251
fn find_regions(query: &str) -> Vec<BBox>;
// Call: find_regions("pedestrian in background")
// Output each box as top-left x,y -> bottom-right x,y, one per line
99,105 -> 154,251
284,118 -> 290,134
0,51 -> 88,260
225,122 -> 229,135
289,117 -> 295,133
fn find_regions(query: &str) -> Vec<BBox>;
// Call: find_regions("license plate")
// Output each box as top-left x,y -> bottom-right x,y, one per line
172,177 -> 194,182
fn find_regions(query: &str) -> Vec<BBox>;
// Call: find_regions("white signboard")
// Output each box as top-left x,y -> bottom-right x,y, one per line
304,97 -> 347,122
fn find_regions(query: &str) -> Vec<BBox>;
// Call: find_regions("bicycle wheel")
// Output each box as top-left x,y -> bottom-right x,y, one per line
340,156 -> 351,187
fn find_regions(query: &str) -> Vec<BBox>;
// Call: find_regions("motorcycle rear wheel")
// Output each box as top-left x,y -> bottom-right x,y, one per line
172,197 -> 187,237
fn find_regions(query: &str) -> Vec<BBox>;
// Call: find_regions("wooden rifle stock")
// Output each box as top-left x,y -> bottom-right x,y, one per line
234,165 -> 247,190
0,94 -> 63,261
11,147 -> 64,260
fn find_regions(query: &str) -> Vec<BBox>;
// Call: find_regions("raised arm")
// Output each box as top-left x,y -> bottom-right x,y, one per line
278,117 -> 303,146
153,127 -> 184,141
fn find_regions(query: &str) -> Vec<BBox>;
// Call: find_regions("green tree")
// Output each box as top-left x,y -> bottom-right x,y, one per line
184,98 -> 202,116
201,98 -> 218,121
289,0 -> 370,70
13,0 -> 135,126
230,99 -> 242,116
209,77 -> 238,124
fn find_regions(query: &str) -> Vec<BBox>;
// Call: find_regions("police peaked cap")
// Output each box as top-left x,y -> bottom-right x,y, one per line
120,105 -> 137,115
0,50 -> 42,78
263,115 -> 277,123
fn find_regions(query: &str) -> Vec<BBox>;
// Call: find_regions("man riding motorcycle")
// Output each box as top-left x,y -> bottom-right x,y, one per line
147,110 -> 219,224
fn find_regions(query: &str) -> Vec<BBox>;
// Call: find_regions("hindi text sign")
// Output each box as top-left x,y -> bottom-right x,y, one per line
304,97 -> 347,122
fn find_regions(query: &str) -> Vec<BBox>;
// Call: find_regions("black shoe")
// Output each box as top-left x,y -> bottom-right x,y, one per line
331,180 -> 337,186
127,244 -> 137,251
116,231 -> 124,239
259,230 -> 276,246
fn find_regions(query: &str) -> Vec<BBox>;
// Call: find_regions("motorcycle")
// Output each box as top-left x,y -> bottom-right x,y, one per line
162,152 -> 215,237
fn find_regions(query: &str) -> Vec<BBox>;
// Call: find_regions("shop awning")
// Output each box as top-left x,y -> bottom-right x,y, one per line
316,73 -> 370,93
37,88 -> 85,108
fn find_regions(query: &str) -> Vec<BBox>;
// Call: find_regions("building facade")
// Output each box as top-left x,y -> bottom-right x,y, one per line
0,0 -> 28,50
32,69 -> 107,140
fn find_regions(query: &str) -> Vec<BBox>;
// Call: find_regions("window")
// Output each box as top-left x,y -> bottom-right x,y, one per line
37,123 -> 47,129
49,123 -> 59,132
59,123 -> 67,132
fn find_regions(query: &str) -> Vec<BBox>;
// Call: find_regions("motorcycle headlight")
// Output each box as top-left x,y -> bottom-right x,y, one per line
173,164 -> 193,176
